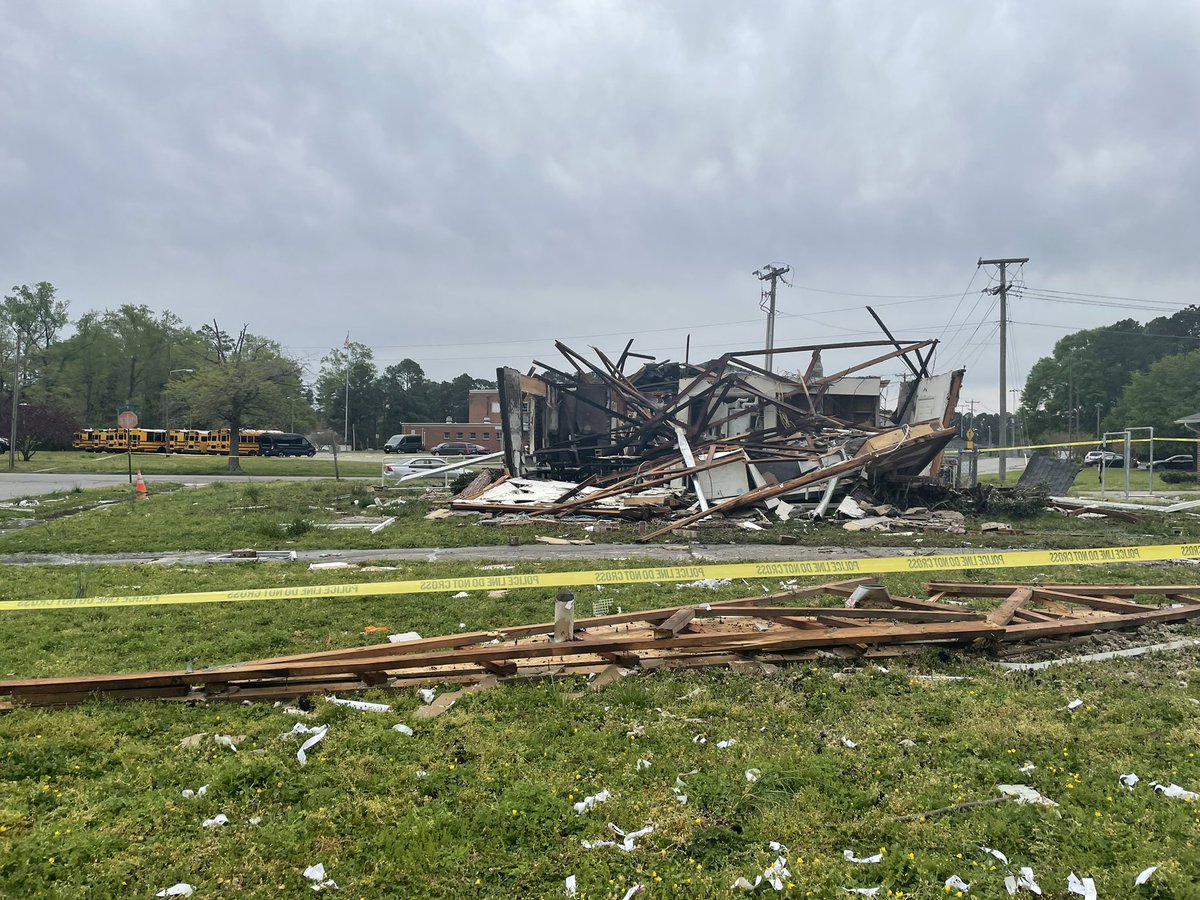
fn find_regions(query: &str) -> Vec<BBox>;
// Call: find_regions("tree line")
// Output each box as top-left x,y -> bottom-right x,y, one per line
1,283 -> 493,466
1017,305 -> 1200,450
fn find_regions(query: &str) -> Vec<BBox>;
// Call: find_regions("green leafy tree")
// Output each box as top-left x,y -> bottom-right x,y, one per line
1106,351 -> 1200,454
2,282 -> 69,465
315,342 -> 379,449
172,323 -> 307,472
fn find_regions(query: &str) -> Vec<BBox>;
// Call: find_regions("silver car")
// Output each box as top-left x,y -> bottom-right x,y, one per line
383,456 -> 474,479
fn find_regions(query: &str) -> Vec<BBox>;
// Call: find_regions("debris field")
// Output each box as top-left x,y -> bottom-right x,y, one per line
6,578 -> 1200,709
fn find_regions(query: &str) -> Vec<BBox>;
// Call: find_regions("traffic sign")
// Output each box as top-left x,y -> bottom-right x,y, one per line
117,410 -> 139,429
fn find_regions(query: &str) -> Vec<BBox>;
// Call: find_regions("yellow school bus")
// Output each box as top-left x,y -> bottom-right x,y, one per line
128,428 -> 170,453
72,430 -> 100,451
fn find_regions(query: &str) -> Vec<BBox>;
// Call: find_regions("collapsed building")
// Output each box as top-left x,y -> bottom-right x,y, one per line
453,328 -> 963,540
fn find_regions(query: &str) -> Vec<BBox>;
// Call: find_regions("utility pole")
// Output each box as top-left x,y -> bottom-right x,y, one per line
1009,388 -> 1020,446
754,264 -> 791,373
978,256 -> 1029,483
8,329 -> 18,472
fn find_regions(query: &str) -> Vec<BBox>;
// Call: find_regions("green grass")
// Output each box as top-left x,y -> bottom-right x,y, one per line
7,450 -> 382,478
1,561 -> 1199,897
981,461 -> 1200,497
7,480 -> 1200,556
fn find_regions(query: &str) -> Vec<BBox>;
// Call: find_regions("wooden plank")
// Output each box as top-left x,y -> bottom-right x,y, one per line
986,587 -> 1033,626
999,602 -> 1200,641
654,608 -> 696,638
1,620 -> 1002,697
1031,588 -> 1157,614
928,582 -> 1200,598
710,605 -> 983,623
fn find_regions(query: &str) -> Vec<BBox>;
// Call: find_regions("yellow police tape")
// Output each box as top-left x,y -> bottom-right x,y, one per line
4,542 -> 1200,612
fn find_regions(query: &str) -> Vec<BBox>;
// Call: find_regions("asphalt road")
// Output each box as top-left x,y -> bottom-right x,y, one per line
0,472 -> 370,502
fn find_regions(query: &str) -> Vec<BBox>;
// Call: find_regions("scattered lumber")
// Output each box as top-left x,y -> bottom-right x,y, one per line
4,579 -> 1200,710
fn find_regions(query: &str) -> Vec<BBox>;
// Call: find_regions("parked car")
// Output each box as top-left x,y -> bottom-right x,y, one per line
430,441 -> 488,456
1083,450 -> 1136,468
383,434 -> 424,453
1151,455 -> 1195,471
383,456 -> 475,479
0,436 -> 7,453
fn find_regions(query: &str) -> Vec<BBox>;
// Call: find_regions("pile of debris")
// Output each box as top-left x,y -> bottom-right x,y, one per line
5,578 -> 1200,709
457,329 -> 965,541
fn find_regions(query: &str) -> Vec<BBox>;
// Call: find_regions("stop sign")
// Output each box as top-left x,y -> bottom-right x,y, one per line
117,410 -> 139,429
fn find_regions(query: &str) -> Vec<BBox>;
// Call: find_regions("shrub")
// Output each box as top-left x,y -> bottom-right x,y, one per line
1160,470 -> 1197,484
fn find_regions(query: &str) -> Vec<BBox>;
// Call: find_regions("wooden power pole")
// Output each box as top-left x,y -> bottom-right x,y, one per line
977,256 -> 1029,483
754,264 -> 791,373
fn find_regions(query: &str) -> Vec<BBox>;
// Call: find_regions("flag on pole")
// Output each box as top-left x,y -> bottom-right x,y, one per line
343,333 -> 350,350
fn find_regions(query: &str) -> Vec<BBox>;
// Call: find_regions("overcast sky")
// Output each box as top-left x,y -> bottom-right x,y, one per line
2,1 -> 1198,413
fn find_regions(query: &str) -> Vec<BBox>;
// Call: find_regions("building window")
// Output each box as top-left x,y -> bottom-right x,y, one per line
469,432 -> 476,439
483,432 -> 490,439
444,432 -> 451,439
456,432 -> 464,439
491,401 -> 500,413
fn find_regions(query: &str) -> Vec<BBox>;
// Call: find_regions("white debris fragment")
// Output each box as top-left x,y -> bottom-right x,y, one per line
326,695 -> 391,713
452,591 -> 470,598
1152,781 -> 1199,801
417,688 -> 437,704
733,848 -> 791,891
201,814 -> 229,828
676,578 -> 731,591
672,771 -> 697,805
619,886 -> 643,900
945,875 -> 970,892
843,849 -> 884,865
303,862 -> 338,892
716,739 -> 737,749
841,736 -> 858,749
213,735 -> 239,753
843,889 -> 880,896
580,822 -> 655,851
636,758 -> 651,772
249,816 -> 262,825
387,631 -> 422,643
1134,866 -> 1158,886
573,789 -> 611,814
998,784 -> 1059,807
1067,699 -> 1084,711
898,739 -> 917,748
692,734 -> 707,745
155,885 -> 194,897
290,724 -> 328,766
745,768 -> 762,783
565,874 -> 577,896
181,785 -> 208,799
393,724 -> 414,736
981,847 -> 1010,865
1004,867 -> 1042,895
1120,773 -> 1140,790
1067,873 -> 1097,900
1020,761 -> 1037,773
283,706 -> 309,717
415,769 -> 428,778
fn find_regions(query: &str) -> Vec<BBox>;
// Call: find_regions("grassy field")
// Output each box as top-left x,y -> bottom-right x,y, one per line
6,450 -> 383,478
1,560 -> 1199,897
4,479 -> 1200,555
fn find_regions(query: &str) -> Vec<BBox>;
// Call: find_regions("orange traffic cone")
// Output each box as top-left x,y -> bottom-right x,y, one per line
135,470 -> 148,499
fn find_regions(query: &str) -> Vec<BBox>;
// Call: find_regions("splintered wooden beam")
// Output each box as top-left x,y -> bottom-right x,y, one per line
654,608 -> 696,638
986,587 -> 1033,626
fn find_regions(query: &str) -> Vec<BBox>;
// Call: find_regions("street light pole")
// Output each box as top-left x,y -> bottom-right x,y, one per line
1095,404 -> 1102,440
